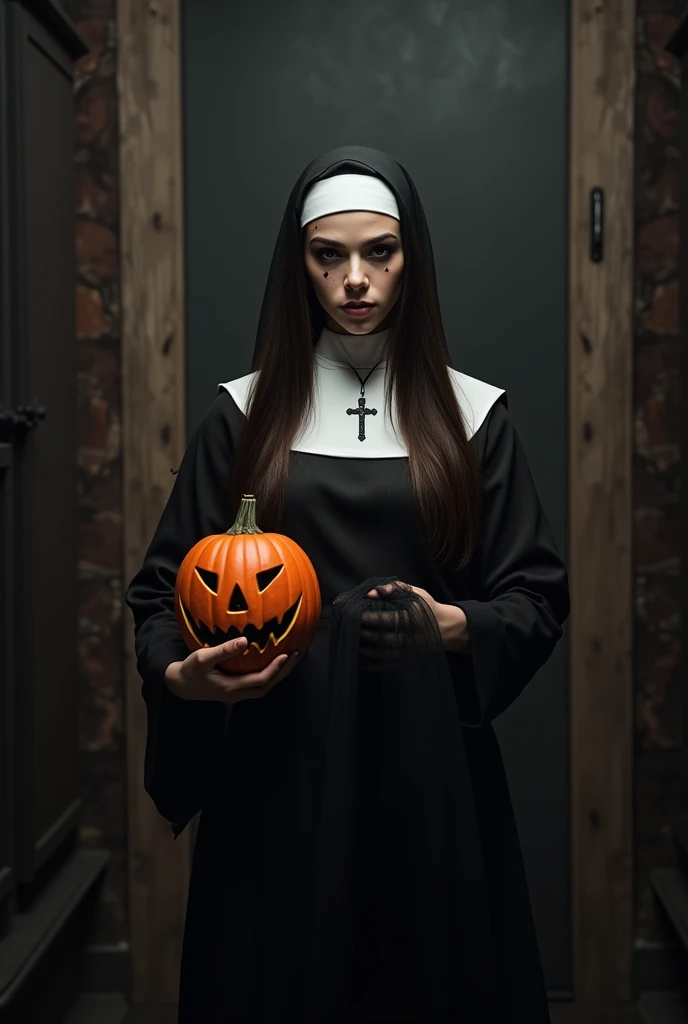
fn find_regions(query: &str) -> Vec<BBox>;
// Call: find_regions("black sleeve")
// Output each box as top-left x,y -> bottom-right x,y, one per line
448,398 -> 570,726
124,391 -> 236,831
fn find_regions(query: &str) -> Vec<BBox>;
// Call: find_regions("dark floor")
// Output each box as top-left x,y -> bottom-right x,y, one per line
58,993 -> 685,1024
119,1004 -> 644,1023
549,1007 -> 642,1023
123,1011 -> 175,1024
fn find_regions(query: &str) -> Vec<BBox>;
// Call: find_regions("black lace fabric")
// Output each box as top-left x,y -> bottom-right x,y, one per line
305,576 -> 501,1022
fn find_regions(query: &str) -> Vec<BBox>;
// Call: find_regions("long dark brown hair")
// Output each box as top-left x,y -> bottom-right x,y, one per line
232,211 -> 483,569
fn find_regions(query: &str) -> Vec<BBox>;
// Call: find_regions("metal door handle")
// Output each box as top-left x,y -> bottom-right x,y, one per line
15,403 -> 47,430
0,402 -> 47,442
590,187 -> 604,262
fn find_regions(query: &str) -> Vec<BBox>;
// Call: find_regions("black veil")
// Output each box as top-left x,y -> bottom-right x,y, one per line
251,145 -> 440,371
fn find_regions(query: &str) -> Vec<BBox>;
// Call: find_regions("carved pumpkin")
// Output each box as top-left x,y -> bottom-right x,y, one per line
174,494 -> 321,674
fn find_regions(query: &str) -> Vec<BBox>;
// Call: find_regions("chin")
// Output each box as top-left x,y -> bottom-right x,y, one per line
330,312 -> 386,335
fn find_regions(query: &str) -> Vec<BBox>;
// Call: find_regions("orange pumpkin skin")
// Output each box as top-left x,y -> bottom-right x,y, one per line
174,495 -> 321,674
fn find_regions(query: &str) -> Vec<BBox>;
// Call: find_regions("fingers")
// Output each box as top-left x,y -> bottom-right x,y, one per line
253,649 -> 305,692
367,584 -> 392,598
360,609 -> 402,629
359,610 -> 413,649
197,637 -> 249,665
221,649 -> 304,703
224,651 -> 290,689
282,647 -> 307,673
359,615 -> 429,670
366,581 -> 415,601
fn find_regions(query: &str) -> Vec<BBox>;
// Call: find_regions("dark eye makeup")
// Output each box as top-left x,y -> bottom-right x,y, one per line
313,244 -> 395,263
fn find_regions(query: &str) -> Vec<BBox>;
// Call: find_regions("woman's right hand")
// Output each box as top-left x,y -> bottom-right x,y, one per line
164,638 -> 305,704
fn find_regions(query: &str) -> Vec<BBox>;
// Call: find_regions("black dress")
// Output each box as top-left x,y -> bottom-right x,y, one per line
125,144 -> 569,1022
125,385 -> 569,1023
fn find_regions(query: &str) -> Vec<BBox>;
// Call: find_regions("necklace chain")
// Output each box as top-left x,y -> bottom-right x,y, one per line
332,335 -> 385,395
350,362 -> 382,396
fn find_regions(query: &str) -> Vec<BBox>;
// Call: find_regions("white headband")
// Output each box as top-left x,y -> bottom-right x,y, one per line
299,173 -> 400,229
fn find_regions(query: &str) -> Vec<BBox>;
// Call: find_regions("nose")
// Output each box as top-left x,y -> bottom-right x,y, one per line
344,255 -> 368,290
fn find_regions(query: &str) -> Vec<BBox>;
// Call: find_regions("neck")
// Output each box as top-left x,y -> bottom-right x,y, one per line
315,326 -> 390,369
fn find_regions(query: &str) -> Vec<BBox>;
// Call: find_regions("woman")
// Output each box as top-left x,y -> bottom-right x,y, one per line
126,145 -> 569,1023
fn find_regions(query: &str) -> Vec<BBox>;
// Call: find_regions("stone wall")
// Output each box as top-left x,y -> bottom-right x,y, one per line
68,0 -> 126,946
633,0 -> 687,943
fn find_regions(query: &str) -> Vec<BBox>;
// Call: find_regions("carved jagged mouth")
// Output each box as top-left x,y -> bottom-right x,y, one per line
180,594 -> 303,655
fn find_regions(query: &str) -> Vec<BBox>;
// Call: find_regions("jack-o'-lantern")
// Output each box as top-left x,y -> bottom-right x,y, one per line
174,494 -> 321,674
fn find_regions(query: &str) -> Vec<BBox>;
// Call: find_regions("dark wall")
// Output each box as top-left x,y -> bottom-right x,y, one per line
56,0 -> 688,962
180,0 -> 572,989
633,0 -> 688,944
65,0 -> 126,946
180,0 -> 688,956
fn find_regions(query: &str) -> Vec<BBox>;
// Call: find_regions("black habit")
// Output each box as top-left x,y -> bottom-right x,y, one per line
125,146 -> 570,1023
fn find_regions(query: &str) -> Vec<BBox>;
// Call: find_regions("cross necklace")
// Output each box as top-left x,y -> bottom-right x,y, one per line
332,348 -> 385,443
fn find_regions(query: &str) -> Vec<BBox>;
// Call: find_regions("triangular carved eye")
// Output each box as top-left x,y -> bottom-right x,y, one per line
256,564 -> 283,592
229,583 -> 248,612
195,567 -> 219,594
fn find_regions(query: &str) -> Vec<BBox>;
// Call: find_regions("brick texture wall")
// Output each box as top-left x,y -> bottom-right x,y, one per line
68,0 -> 126,945
634,0 -> 688,945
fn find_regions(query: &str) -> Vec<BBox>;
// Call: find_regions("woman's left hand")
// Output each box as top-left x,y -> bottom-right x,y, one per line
367,582 -> 469,653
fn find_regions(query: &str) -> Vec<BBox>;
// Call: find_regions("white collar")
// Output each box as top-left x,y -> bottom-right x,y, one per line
314,326 -> 389,370
218,337 -> 506,458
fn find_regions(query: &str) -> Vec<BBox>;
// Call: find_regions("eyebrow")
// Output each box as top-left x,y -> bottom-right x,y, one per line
309,232 -> 399,248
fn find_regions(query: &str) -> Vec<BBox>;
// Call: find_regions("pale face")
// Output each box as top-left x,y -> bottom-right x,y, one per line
303,210 -> 404,335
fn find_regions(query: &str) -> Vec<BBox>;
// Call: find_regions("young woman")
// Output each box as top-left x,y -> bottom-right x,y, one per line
126,145 -> 570,1023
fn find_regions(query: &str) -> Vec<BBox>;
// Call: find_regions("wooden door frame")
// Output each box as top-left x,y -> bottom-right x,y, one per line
118,0 -> 636,1004
118,0 -> 188,1003
568,0 -> 635,1003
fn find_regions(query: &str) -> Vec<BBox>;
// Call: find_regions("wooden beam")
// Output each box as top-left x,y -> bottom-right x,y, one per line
117,0 -> 188,1004
569,0 -> 635,1002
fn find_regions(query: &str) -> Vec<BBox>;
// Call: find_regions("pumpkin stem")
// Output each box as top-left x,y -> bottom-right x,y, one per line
226,494 -> 264,535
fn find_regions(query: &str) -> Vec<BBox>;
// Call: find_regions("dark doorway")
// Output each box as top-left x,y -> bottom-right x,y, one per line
182,0 -> 570,992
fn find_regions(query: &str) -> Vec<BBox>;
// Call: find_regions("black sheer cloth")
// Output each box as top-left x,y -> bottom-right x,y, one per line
307,575 -> 499,1021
